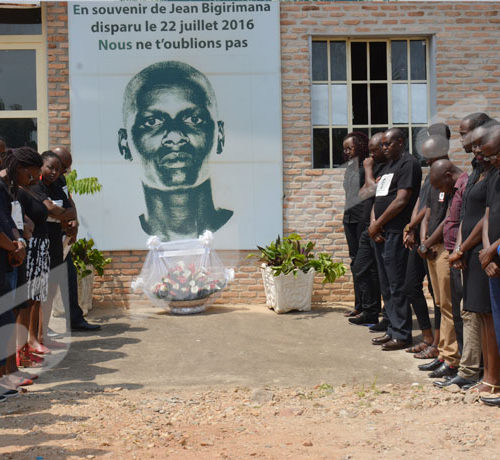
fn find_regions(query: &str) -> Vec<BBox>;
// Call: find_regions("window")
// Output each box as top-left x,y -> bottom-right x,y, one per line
311,38 -> 430,168
0,6 -> 47,151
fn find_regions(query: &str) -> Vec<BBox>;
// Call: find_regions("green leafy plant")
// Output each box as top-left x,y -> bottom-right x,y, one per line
66,170 -> 110,278
250,233 -> 345,284
71,238 -> 111,279
65,169 -> 102,196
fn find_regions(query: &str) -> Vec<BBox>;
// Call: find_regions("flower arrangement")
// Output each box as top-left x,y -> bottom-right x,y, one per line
151,260 -> 227,302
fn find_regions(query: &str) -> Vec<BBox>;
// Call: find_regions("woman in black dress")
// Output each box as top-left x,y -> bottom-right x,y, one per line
342,132 -> 369,318
31,152 -> 76,348
0,147 -> 41,383
450,123 -> 500,393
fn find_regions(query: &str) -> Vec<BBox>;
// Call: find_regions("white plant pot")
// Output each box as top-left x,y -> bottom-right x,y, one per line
78,268 -> 95,316
261,265 -> 315,314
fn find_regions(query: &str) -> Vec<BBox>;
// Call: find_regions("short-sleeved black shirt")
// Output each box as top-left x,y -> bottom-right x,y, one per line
343,159 -> 365,224
418,175 -> 431,212
426,185 -> 450,237
31,179 -> 71,268
17,188 -> 49,239
486,169 -> 500,244
374,152 -> 422,233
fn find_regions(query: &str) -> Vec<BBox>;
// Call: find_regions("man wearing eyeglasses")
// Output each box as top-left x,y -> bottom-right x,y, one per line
368,128 -> 422,351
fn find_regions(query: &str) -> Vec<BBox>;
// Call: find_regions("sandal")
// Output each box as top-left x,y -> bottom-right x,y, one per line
469,381 -> 500,394
414,344 -> 438,359
406,341 -> 433,353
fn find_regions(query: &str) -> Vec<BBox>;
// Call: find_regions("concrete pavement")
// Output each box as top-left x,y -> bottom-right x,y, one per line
33,303 -> 431,392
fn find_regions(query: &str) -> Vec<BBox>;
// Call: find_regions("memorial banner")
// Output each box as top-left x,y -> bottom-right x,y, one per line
68,1 -> 282,250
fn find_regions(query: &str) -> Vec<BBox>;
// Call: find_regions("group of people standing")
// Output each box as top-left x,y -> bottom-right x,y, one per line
0,139 -> 100,403
342,114 -> 500,407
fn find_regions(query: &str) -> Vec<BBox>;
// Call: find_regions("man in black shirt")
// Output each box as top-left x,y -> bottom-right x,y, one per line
478,126 -> 500,406
368,128 -> 422,350
53,147 -> 101,332
349,132 -> 385,326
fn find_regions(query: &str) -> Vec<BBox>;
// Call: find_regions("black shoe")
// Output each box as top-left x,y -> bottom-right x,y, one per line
348,313 -> 379,326
71,320 -> 101,332
371,334 -> 392,345
0,389 -> 18,398
381,338 -> 412,351
480,396 -> 500,407
418,357 -> 443,371
433,375 -> 477,389
369,319 -> 389,333
428,362 -> 458,379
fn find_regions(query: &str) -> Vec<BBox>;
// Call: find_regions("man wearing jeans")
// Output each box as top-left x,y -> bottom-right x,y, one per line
368,128 -> 422,350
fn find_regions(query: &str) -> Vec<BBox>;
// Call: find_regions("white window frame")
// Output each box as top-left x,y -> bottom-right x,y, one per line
0,5 -> 48,151
311,37 -> 431,168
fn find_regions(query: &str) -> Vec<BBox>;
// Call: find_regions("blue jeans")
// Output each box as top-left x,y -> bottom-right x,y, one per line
373,232 -> 412,341
489,277 -> 500,355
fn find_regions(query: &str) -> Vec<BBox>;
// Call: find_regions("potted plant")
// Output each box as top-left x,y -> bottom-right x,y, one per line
251,233 -> 345,313
67,170 -> 110,314
70,238 -> 111,314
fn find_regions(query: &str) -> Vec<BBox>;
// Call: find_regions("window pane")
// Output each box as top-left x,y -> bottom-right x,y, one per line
391,41 -> 407,80
370,126 -> 388,137
369,42 -> 387,80
412,126 -> 428,161
352,84 -> 368,125
392,83 -> 409,124
410,40 -> 426,80
0,50 -> 37,111
351,42 -> 367,81
0,8 -> 42,35
311,84 -> 329,126
330,41 -> 346,81
312,41 -> 328,81
411,83 -> 428,123
313,128 -> 330,168
332,128 -> 348,166
331,84 -> 348,125
0,118 -> 37,150
370,83 -> 388,124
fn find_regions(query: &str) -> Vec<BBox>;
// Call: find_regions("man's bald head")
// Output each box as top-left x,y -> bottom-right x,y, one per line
381,128 -> 406,160
122,61 -> 219,129
481,125 -> 500,169
52,146 -> 72,173
429,159 -> 463,194
421,134 -> 449,162
368,132 -> 385,163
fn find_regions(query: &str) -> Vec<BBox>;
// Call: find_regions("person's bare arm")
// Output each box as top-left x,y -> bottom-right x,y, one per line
359,157 -> 377,199
368,188 -> 413,239
43,200 -> 77,221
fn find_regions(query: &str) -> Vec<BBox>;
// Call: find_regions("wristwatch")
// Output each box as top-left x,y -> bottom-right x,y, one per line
419,243 -> 428,254
17,238 -> 27,247
455,244 -> 463,255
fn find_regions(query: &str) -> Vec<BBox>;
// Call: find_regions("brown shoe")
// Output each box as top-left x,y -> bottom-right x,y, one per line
371,334 -> 391,345
381,339 -> 412,351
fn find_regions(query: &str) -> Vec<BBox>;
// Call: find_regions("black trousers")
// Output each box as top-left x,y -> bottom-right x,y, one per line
374,232 -> 412,341
352,230 -> 381,317
450,266 -> 463,354
404,247 -> 432,331
343,221 -> 365,312
66,253 -> 84,326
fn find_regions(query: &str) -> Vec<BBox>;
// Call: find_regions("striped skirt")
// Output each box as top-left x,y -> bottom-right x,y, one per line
26,237 -> 50,302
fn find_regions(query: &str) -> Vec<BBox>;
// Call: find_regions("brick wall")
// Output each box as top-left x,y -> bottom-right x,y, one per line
46,2 -> 70,148
45,1 -> 500,308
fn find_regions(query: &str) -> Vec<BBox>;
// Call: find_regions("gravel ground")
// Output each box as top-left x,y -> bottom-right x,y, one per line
1,382 -> 500,459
